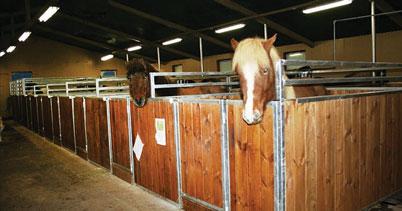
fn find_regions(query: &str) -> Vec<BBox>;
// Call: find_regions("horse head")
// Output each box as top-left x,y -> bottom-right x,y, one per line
127,58 -> 154,107
231,34 -> 279,125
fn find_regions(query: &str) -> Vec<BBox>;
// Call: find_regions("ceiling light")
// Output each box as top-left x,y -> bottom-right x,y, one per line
38,6 -> 60,22
6,46 -> 16,53
215,23 -> 246,34
18,31 -> 31,42
0,51 -> 5,57
162,38 -> 182,46
127,45 -> 142,52
303,0 -> 352,14
101,54 -> 114,61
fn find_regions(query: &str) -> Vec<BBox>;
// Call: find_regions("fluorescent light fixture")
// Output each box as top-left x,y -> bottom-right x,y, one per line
18,31 -> 31,42
303,0 -> 352,14
288,52 -> 304,57
101,54 -> 114,61
215,23 -> 246,34
127,45 -> 142,52
6,46 -> 16,53
0,51 -> 5,57
162,38 -> 182,46
38,6 -> 60,22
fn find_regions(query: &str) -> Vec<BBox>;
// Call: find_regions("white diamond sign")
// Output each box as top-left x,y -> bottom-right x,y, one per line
133,134 -> 144,161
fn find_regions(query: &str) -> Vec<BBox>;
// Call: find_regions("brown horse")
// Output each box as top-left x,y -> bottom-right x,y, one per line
127,58 -> 228,107
231,34 -> 326,124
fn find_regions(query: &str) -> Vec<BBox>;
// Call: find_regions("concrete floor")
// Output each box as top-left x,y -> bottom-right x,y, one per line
0,122 -> 180,211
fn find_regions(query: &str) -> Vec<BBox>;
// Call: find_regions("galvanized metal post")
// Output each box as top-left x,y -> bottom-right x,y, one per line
172,101 -> 183,208
126,97 -> 135,184
273,61 -> 286,211
264,24 -> 268,39
333,20 -> 337,61
199,37 -> 204,72
57,97 -> 62,145
220,100 -> 231,211
105,98 -> 114,173
371,0 -> 376,65
71,97 -> 77,154
83,98 -> 88,153
157,47 -> 161,71
41,97 -> 45,134
150,73 -> 156,98
49,97 -> 55,142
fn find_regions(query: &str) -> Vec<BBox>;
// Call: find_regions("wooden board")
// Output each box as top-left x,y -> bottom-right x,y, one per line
42,97 -> 53,140
285,92 -> 402,211
109,99 -> 131,183
74,97 -> 87,159
85,98 -> 110,169
31,97 -> 38,133
131,101 -> 178,202
52,97 -> 61,145
37,97 -> 44,136
59,97 -> 75,152
228,104 -> 275,211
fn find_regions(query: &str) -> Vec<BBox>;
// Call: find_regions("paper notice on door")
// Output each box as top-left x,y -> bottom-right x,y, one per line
133,134 -> 144,161
155,118 -> 166,146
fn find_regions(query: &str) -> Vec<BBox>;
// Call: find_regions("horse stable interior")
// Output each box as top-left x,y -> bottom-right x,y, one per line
2,0 -> 402,211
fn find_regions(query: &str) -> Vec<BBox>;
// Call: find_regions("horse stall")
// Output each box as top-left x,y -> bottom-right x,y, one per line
7,59 -> 402,211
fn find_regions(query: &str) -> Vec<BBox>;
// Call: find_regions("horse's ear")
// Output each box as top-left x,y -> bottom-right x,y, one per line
230,38 -> 239,50
262,34 -> 277,50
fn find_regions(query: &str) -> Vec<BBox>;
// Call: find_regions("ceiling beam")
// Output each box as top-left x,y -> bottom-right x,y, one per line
214,0 -> 315,47
108,0 -> 231,50
0,7 -> 40,19
58,13 -> 199,60
375,0 -> 402,28
34,25 -> 157,62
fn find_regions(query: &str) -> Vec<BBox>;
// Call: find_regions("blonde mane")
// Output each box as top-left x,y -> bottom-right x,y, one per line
232,37 -> 281,73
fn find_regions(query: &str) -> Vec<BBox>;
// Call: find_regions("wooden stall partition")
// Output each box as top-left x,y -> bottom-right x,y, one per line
22,97 -> 28,126
31,96 -> 38,132
131,100 -> 178,202
179,102 -> 223,209
109,99 -> 131,183
42,97 -> 53,140
37,97 -> 45,136
227,104 -> 275,211
16,96 -> 24,124
285,92 -> 402,211
85,98 -> 110,169
52,97 -> 61,145
59,97 -> 75,152
74,97 -> 87,159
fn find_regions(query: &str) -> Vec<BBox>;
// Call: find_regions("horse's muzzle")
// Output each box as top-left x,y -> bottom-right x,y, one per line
133,96 -> 146,107
242,110 -> 262,125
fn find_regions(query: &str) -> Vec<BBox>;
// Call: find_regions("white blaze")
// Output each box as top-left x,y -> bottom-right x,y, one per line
243,63 -> 258,122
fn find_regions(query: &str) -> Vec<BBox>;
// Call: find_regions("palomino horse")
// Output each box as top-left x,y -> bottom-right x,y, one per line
231,34 -> 326,124
127,58 -> 227,107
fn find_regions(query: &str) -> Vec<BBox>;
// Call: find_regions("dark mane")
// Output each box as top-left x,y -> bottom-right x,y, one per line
126,58 -> 157,78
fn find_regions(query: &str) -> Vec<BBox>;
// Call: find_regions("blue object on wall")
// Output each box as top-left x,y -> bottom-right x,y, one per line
11,72 -> 32,81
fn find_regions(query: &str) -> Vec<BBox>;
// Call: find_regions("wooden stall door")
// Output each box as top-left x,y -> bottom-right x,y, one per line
179,102 -> 224,209
37,97 -> 44,136
109,99 -> 131,183
22,96 -> 28,127
59,97 -> 75,152
31,97 -> 38,133
131,101 -> 178,202
42,97 -> 53,140
228,104 -> 275,211
52,97 -> 61,145
74,98 -> 87,159
85,98 -> 110,169
285,93 -> 402,211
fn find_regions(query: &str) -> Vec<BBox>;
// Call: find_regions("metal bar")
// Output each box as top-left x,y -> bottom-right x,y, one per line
83,98 -> 88,153
151,71 -> 236,77
285,66 -> 402,75
157,47 -> 161,71
71,97 -> 77,154
154,82 -> 239,89
219,100 -> 231,211
182,193 -> 222,211
285,76 -> 402,85
371,0 -> 376,69
199,37 -> 204,72
36,97 -> 40,132
57,97 -> 62,144
150,73 -> 156,98
282,59 -> 402,67
333,20 -> 336,61
172,101 -> 183,208
264,24 -> 268,39
273,102 -> 286,211
49,97 -> 54,142
126,97 -> 135,184
296,89 -> 402,103
105,98 -> 114,173
40,97 -> 44,134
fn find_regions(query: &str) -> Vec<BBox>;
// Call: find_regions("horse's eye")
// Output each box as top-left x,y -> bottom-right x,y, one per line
262,67 -> 270,75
